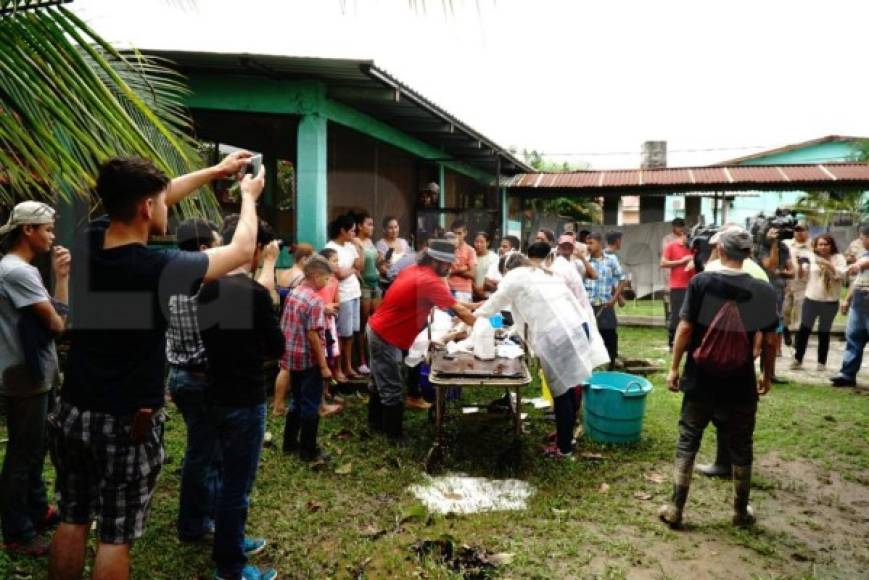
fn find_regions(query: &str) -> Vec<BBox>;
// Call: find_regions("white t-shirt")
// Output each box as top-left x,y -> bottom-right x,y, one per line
325,240 -> 361,302
804,253 -> 848,302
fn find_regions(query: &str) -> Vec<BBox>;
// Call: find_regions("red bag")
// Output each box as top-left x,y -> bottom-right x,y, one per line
692,300 -> 750,373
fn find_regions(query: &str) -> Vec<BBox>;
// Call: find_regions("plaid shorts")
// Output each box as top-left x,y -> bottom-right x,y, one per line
48,402 -> 165,545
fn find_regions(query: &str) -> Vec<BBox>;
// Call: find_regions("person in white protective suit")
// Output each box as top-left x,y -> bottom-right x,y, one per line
474,242 -> 610,459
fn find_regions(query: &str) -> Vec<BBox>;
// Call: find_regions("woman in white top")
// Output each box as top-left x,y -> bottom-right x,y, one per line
375,216 -> 411,273
471,232 -> 497,300
325,214 -> 364,381
791,234 -> 848,370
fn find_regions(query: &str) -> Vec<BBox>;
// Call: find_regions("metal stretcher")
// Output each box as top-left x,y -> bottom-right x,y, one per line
424,348 -> 532,472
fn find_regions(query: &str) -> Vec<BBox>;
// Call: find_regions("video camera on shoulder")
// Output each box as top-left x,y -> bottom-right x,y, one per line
688,223 -> 720,271
749,208 -> 797,246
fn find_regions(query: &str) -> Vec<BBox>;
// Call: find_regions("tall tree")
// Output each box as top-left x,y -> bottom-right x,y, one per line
794,139 -> 869,225
0,1 -> 220,219
521,149 -> 602,223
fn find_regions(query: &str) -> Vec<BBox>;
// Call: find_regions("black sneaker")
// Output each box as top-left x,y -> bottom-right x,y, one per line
830,376 -> 856,388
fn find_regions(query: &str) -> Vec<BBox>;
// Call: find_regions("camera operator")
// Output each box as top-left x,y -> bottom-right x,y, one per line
756,223 -> 794,376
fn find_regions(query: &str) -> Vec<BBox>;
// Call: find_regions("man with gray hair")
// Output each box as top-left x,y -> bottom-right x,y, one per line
830,222 -> 869,388
661,227 -> 778,530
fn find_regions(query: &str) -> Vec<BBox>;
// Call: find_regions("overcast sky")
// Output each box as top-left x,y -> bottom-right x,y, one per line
73,0 -> 869,169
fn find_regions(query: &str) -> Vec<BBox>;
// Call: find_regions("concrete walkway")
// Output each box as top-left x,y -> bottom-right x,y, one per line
774,335 -> 868,389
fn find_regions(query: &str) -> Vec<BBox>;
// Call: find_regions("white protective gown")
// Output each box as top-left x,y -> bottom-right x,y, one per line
475,266 -> 611,398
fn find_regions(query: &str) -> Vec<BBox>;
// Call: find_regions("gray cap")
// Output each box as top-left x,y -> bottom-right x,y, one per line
0,201 -> 56,236
423,182 -> 440,194
425,239 -> 457,264
718,226 -> 753,254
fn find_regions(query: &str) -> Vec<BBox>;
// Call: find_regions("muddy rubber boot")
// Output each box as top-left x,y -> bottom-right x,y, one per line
659,457 -> 693,529
732,465 -> 756,527
282,407 -> 301,454
695,431 -> 732,478
382,403 -> 406,444
367,387 -> 384,433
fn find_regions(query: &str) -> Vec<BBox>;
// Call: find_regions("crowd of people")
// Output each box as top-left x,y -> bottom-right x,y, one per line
0,151 -> 867,579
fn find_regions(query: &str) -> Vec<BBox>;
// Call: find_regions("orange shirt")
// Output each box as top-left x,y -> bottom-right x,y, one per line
448,242 -> 477,293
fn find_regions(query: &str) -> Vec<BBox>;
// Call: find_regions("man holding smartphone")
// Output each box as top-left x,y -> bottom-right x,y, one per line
783,223 -> 812,347
48,152 -> 263,580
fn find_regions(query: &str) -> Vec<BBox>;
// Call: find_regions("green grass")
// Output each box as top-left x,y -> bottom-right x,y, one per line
1,327 -> 866,578
620,299 -> 668,318
621,289 -> 851,324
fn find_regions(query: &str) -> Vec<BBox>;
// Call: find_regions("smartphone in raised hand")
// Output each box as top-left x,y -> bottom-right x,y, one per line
245,154 -> 263,176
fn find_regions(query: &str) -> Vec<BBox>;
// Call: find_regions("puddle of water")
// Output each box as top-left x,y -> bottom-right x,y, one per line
409,474 -> 535,514
525,397 -> 552,409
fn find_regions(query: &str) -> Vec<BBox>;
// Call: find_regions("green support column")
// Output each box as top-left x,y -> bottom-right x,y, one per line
438,163 -> 446,229
296,114 -> 328,248
500,187 -> 508,239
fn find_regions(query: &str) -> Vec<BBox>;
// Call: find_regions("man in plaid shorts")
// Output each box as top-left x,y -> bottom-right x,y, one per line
48,153 -> 263,580
280,255 -> 334,461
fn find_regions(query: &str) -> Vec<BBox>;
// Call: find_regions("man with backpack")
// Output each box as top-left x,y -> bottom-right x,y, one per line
660,227 -> 778,530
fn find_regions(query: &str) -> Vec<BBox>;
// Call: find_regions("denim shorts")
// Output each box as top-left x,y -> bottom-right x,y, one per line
336,297 -> 360,338
361,285 -> 382,301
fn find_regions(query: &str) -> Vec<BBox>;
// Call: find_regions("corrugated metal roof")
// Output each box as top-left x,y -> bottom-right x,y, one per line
144,50 -> 532,175
503,163 -> 869,196
715,135 -> 869,165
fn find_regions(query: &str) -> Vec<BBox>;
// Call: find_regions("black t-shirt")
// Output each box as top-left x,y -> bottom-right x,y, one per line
65,218 -> 208,415
756,242 -> 791,293
679,270 -> 778,403
197,274 -> 284,407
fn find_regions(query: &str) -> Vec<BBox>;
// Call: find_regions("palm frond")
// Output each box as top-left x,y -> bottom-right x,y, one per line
0,4 -> 220,220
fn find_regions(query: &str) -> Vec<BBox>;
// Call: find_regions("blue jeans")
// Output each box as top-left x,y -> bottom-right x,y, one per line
290,367 -> 323,419
211,403 -> 266,577
167,367 -> 222,541
838,292 -> 869,381
0,391 -> 51,543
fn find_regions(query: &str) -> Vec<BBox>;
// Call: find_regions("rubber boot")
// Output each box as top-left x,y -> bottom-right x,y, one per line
299,415 -> 328,462
367,387 -> 384,433
382,403 -> 405,444
695,429 -> 732,478
659,457 -> 693,529
282,407 -> 301,454
732,465 -> 756,527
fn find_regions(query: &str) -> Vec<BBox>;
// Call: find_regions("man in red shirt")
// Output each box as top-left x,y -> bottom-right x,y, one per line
661,233 -> 696,349
367,240 -> 477,441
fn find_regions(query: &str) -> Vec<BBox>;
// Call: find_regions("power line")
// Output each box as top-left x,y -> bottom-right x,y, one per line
537,144 -> 773,157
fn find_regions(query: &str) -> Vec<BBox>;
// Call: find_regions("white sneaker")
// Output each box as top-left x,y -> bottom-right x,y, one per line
789,359 -> 802,370
815,363 -> 826,371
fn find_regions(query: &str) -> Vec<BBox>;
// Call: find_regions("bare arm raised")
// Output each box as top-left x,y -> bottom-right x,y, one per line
202,166 -> 266,282
165,151 -> 253,208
